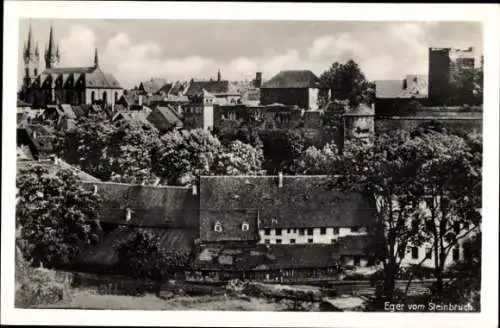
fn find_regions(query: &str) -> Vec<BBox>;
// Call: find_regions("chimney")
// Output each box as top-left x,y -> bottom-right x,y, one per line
255,72 -> 262,88
192,184 -> 198,196
278,171 -> 283,188
93,184 -> 98,195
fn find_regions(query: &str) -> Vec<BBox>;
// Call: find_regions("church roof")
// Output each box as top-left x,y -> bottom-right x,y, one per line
35,66 -> 123,89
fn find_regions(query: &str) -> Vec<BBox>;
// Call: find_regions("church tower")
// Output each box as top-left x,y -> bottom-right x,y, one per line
22,21 -> 40,92
44,24 -> 60,69
94,48 -> 99,68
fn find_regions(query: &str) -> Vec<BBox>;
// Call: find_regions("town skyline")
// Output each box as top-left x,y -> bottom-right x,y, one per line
18,19 -> 483,89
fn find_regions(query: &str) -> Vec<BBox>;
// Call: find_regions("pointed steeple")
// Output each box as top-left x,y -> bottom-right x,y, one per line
217,68 -> 221,82
94,48 -> 99,68
45,23 -> 60,68
23,21 -> 36,60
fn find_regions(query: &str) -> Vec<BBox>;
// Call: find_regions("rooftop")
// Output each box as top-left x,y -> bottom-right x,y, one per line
261,70 -> 323,89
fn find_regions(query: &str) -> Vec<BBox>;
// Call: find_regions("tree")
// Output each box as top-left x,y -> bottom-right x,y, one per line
153,129 -> 223,186
107,120 -> 162,185
319,60 -> 375,107
153,129 -> 264,186
113,230 -> 190,283
336,131 -> 429,303
329,129 -> 482,305
409,131 -> 482,300
211,140 -> 265,176
292,143 -> 339,175
16,165 -> 102,269
53,113 -> 114,180
448,67 -> 483,106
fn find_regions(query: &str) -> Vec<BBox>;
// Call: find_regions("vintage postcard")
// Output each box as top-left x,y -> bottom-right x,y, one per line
2,1 -> 499,327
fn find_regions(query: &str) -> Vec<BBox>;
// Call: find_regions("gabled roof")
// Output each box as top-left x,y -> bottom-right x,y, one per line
185,80 -> 236,97
17,158 -> 101,182
199,175 -> 376,229
261,70 -> 323,89
36,67 -> 123,89
157,82 -> 173,95
139,78 -> 168,94
79,182 -> 199,229
147,105 -> 183,131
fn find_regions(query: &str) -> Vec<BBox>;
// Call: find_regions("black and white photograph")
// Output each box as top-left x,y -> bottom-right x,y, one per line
2,2 -> 499,327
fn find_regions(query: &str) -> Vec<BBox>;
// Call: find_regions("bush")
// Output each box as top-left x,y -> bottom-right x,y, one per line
15,248 -> 72,308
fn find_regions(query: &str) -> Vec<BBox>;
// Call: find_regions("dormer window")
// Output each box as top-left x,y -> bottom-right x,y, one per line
241,222 -> 249,232
214,221 -> 223,232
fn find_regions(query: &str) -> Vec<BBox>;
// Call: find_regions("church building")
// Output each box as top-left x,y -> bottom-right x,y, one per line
19,23 -> 123,109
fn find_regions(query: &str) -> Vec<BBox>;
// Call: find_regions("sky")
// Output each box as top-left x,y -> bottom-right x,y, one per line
18,19 -> 483,89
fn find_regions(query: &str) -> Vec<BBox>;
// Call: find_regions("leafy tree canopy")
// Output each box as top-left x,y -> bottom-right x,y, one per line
16,165 -> 102,268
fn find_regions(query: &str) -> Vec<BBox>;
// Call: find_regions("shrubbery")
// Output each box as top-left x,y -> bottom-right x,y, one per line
15,248 -> 72,308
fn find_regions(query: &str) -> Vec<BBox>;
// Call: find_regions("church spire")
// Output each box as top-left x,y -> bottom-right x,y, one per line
94,48 -> 99,68
23,20 -> 37,61
45,23 -> 60,68
217,68 -> 221,81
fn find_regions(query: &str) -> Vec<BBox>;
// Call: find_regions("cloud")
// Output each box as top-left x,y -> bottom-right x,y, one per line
59,25 -> 96,67
51,22 -> 478,89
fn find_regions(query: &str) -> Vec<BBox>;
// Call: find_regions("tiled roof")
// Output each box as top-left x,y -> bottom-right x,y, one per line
199,176 -> 376,229
16,159 -> 101,182
140,78 -> 168,94
157,82 -> 173,95
147,105 -> 183,131
79,182 -> 199,229
185,80 -> 237,97
261,70 -> 323,89
190,243 -> 341,271
78,226 -> 198,267
36,67 -> 122,89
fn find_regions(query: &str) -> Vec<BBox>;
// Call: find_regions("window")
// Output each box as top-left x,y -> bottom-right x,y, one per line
293,228 -> 297,233
398,247 -> 406,259
241,222 -> 249,232
331,239 -> 336,244
299,228 -> 305,236
411,247 -> 419,259
425,248 -> 433,259
320,227 -> 327,235
91,91 -> 96,103
454,222 -> 461,235
411,219 -> 420,230
25,68 -> 29,76
287,228 -> 291,234
333,227 -> 339,235
34,68 -> 38,76
264,239 -> 270,244
351,227 -> 359,233
452,247 -> 460,261
114,92 -> 118,103
307,239 -> 314,244
290,239 -> 296,244
276,239 -> 282,244
275,228 -> 282,236
214,221 -> 223,232
264,229 -> 271,236
307,228 -> 314,236
103,91 -> 108,105
353,256 -> 361,266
